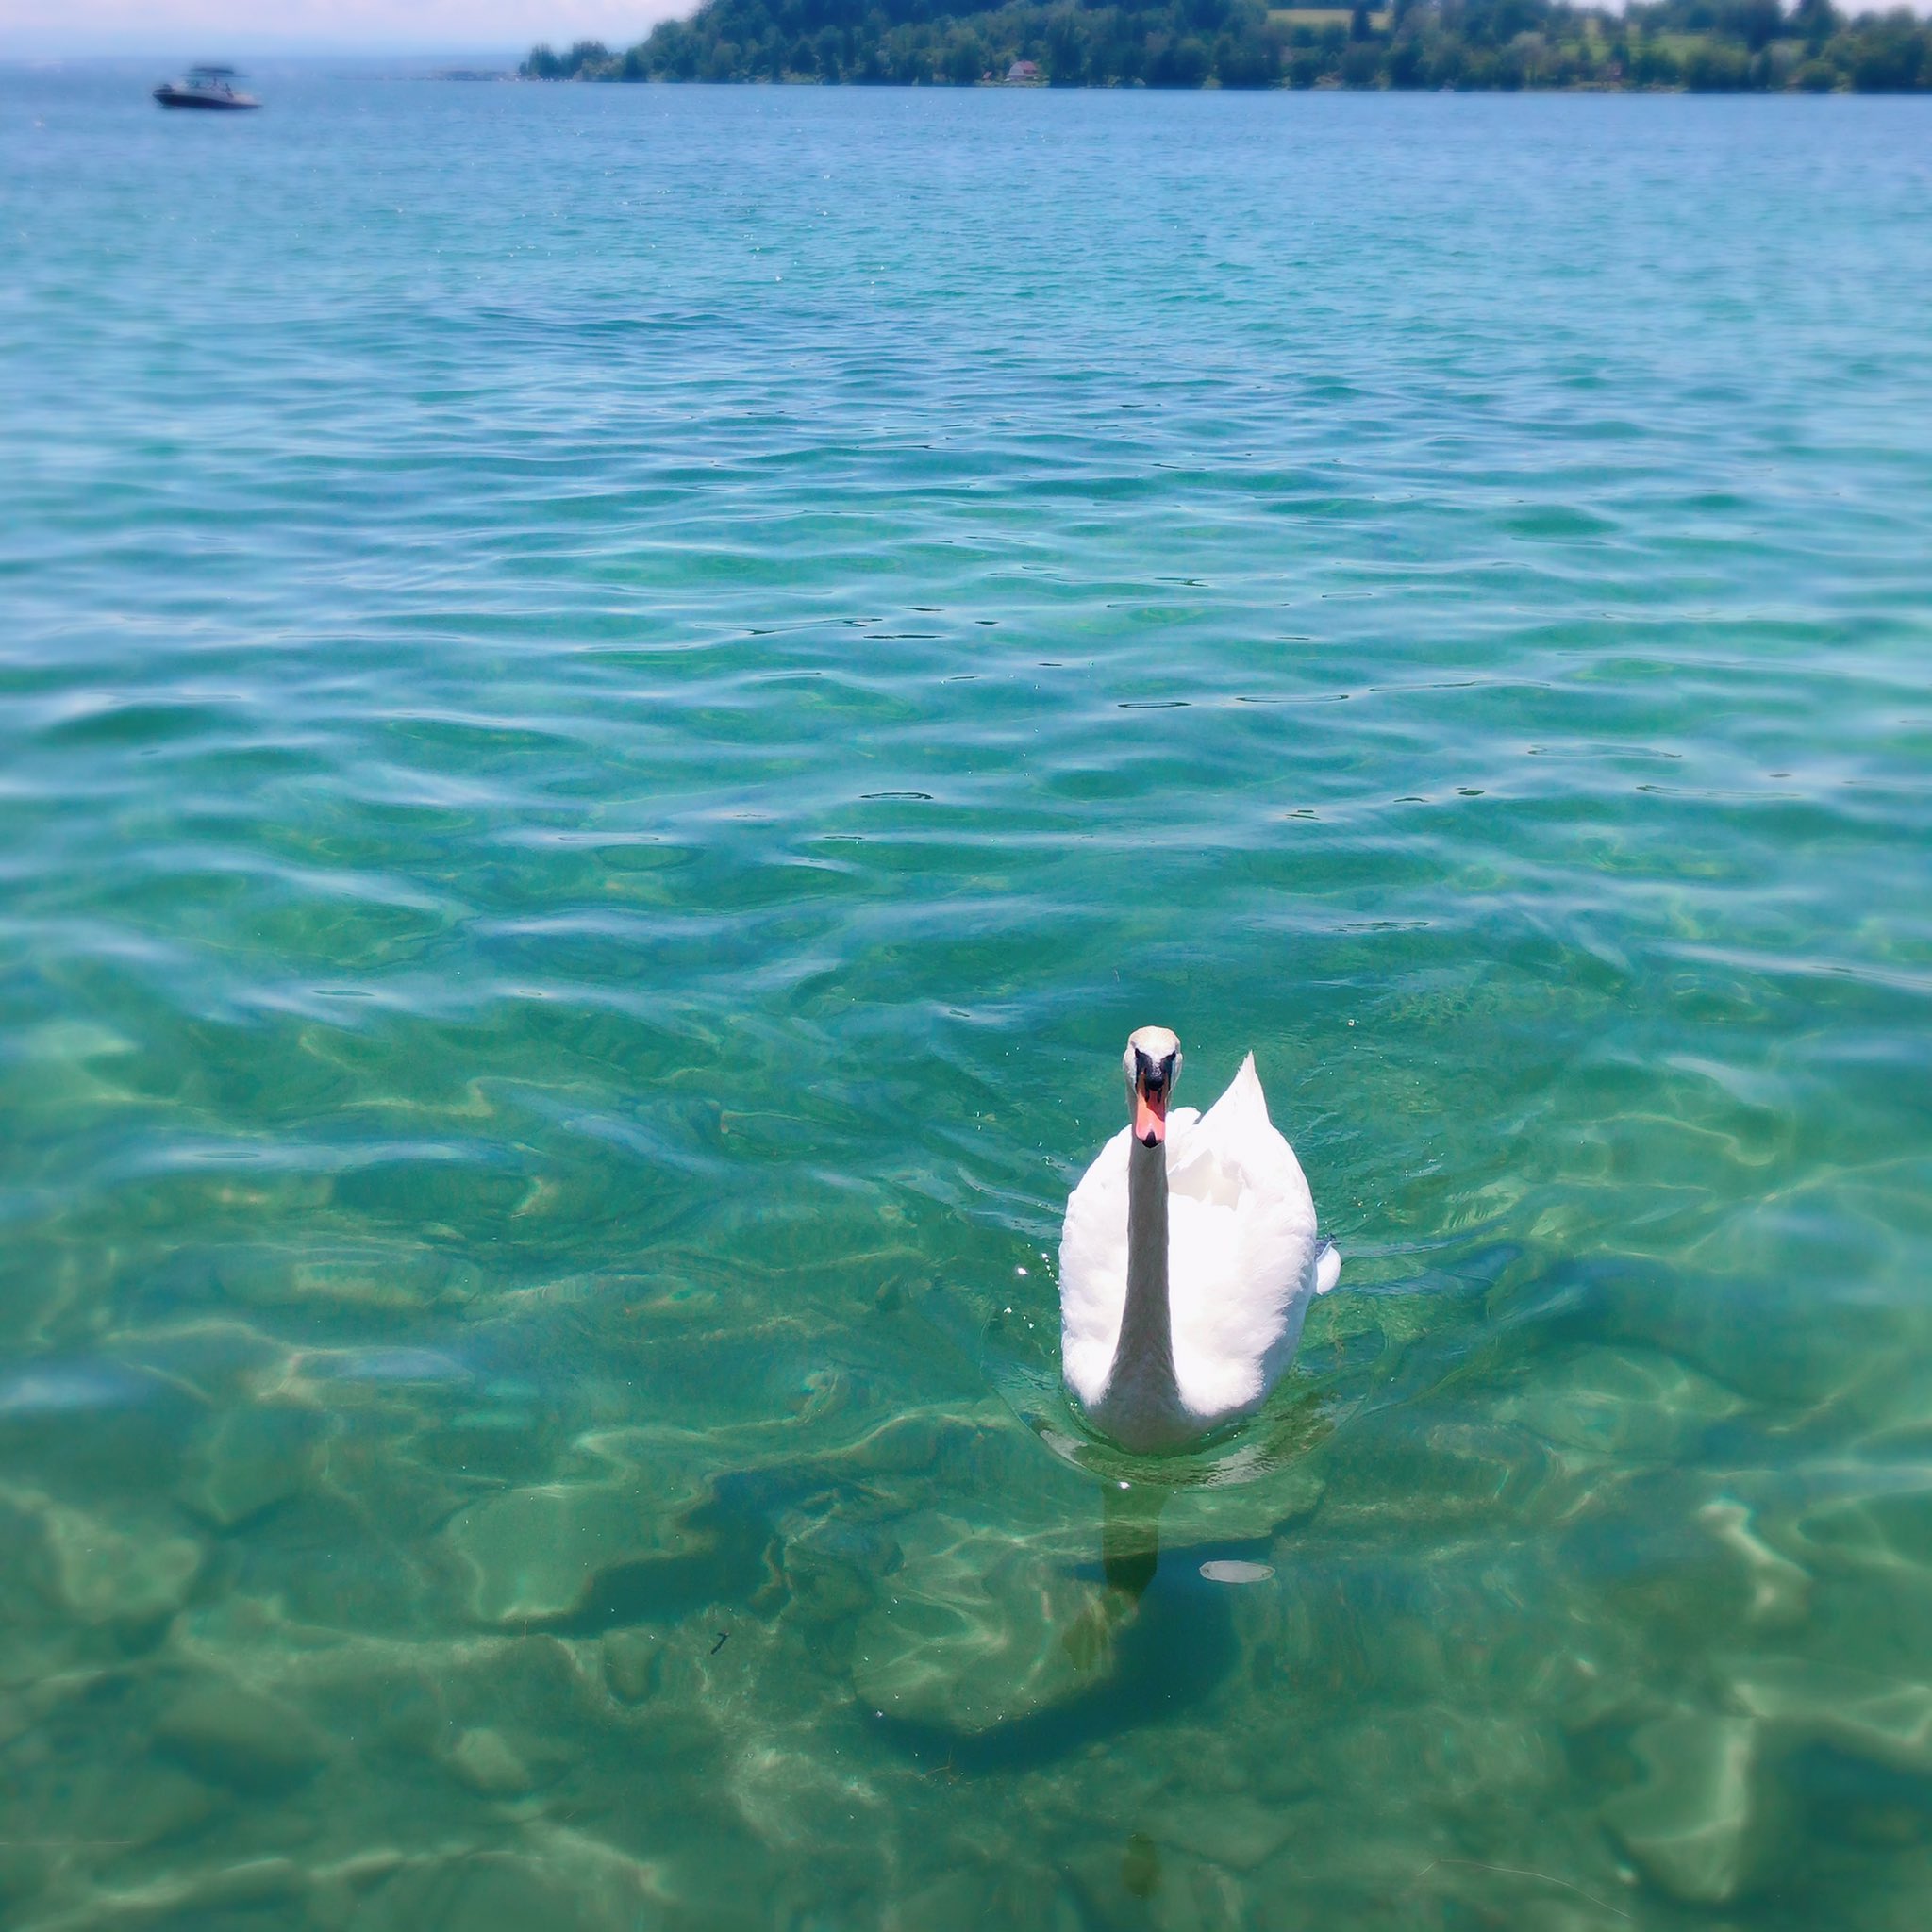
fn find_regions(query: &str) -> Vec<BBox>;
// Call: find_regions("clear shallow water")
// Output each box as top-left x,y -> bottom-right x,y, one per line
3,63 -> 1932,1929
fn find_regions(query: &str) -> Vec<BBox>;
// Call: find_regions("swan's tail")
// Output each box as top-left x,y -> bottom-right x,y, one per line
1313,1239 -> 1341,1295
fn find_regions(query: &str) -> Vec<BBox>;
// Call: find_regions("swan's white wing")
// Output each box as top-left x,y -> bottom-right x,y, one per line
1058,1127 -> 1129,1410
1164,1056 -> 1320,1422
1315,1240 -> 1341,1295
1058,1108 -> 1203,1410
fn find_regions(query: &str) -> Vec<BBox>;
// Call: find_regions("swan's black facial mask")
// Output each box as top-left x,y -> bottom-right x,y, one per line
1129,1049 -> 1179,1146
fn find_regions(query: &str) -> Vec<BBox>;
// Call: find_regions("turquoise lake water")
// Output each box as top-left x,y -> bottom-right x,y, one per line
3,64 -> 1932,1929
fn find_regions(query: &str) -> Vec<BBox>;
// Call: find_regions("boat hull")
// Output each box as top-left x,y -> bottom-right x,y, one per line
154,86 -> 259,110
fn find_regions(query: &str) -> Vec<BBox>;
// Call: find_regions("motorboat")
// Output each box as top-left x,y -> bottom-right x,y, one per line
153,66 -> 260,110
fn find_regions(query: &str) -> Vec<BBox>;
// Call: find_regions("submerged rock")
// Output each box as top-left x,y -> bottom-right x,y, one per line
155,1681 -> 330,1790
1497,1347 -> 1743,1462
442,1461 -> 712,1624
181,1400 -> 327,1528
1148,1793 -> 1292,1871
444,1725 -> 535,1796
1601,1713 -> 1777,1904
851,1514 -> 1112,1735
1699,1496 -> 1811,1627
601,1629 -> 663,1704
0,1842 -> 53,1918
18,1491 -> 203,1627
781,1507 -> 902,1628
1728,1657 -> 1932,1774
349,1826 -> 669,1932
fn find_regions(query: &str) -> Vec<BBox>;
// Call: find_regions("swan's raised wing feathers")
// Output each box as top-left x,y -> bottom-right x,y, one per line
1315,1239 -> 1341,1295
1163,1056 -> 1320,1418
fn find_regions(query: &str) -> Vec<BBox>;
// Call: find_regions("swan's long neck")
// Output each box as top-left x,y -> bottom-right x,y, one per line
1107,1135 -> 1178,1410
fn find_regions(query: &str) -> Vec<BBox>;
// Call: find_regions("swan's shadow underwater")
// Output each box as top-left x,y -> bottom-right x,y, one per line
869,1482 -> 1247,1776
869,1397 -> 1335,1777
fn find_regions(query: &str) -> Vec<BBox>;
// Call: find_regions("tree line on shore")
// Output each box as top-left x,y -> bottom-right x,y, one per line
523,0 -> 1932,91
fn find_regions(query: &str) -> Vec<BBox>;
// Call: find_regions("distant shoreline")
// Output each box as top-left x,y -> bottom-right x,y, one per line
524,1 -> 1932,95
512,74 -> 1924,91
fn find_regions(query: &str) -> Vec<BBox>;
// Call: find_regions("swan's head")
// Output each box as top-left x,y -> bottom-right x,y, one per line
1123,1026 -> 1181,1148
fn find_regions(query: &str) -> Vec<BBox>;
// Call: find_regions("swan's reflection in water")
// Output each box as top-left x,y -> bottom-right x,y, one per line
1105,1502 -> 1276,1601
1051,1482 -> 1169,1676
1100,1478 -> 1167,1604
1041,1402 -> 1331,1723
870,1442 -> 1314,1780
875,1291 -> 1336,1768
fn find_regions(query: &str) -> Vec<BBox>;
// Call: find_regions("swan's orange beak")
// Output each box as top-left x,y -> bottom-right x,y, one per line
1124,1029 -> 1180,1148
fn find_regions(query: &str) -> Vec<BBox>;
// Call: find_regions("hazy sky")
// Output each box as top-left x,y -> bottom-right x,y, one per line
0,1 -> 685,54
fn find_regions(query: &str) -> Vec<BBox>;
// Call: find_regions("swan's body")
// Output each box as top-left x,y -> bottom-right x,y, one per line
1060,1034 -> 1338,1452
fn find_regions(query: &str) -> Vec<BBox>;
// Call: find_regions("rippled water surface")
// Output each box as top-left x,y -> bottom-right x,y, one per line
3,66 -> 1932,1929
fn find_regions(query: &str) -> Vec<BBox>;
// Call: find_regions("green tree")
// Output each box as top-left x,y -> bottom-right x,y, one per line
943,28 -> 985,79
1846,12 -> 1930,89
1790,0 -> 1840,49
1046,12 -> 1088,79
1217,27 -> 1283,83
1148,32 -> 1212,82
1715,0 -> 1780,51
1684,37 -> 1754,85
526,0 -> 1932,93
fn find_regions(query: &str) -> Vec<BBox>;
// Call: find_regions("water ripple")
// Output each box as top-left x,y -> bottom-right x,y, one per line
1,66 -> 1929,1931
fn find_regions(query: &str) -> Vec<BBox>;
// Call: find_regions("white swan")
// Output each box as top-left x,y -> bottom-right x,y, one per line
1059,1027 -> 1340,1453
